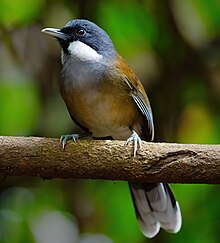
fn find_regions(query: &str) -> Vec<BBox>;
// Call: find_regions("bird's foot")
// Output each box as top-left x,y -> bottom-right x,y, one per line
126,131 -> 142,157
60,132 -> 91,149
60,134 -> 80,149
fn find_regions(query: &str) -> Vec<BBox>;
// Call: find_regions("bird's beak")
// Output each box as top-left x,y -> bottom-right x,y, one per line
41,28 -> 68,40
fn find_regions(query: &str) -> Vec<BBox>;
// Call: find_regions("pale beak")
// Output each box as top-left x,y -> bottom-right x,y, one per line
41,28 -> 68,40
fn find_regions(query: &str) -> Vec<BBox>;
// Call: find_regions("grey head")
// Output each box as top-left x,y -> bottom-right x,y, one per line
41,19 -> 116,62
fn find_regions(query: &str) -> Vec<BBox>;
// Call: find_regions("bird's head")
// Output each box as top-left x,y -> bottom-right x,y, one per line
41,19 -> 116,63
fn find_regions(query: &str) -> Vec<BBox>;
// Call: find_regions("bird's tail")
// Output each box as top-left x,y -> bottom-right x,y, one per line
129,182 -> 181,238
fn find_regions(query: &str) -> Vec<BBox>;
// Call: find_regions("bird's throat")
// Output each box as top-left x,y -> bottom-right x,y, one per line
67,40 -> 103,62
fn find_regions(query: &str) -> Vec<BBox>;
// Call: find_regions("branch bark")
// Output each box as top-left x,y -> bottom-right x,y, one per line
0,136 -> 219,183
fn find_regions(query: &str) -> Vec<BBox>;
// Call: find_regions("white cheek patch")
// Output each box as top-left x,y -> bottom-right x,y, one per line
68,40 -> 103,62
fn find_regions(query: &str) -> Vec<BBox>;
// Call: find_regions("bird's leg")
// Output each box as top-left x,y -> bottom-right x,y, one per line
60,132 -> 91,149
126,130 -> 142,157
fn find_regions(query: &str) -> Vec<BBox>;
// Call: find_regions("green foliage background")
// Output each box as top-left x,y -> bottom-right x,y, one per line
0,0 -> 220,242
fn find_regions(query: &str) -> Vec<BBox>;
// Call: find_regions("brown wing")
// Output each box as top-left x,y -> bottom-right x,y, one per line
115,55 -> 154,140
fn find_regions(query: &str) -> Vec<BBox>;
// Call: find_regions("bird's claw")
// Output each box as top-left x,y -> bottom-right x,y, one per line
126,131 -> 142,157
60,134 -> 80,149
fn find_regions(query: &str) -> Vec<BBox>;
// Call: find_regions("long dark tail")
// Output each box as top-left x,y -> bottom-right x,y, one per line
129,182 -> 181,238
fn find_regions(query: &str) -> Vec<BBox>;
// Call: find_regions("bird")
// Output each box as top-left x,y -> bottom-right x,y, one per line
41,19 -> 182,238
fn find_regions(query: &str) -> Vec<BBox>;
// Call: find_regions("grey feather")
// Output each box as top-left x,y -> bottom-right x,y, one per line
129,183 -> 182,238
131,90 -> 154,141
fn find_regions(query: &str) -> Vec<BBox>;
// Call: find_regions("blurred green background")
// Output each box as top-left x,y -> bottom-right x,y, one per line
0,0 -> 220,242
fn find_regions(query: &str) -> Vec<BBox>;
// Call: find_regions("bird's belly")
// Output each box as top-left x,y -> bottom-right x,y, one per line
63,88 -> 137,139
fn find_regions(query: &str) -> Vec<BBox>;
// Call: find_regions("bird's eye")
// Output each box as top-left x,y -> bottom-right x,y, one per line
76,28 -> 86,36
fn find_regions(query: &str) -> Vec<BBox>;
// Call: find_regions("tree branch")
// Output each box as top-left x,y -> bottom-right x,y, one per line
0,136 -> 219,183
